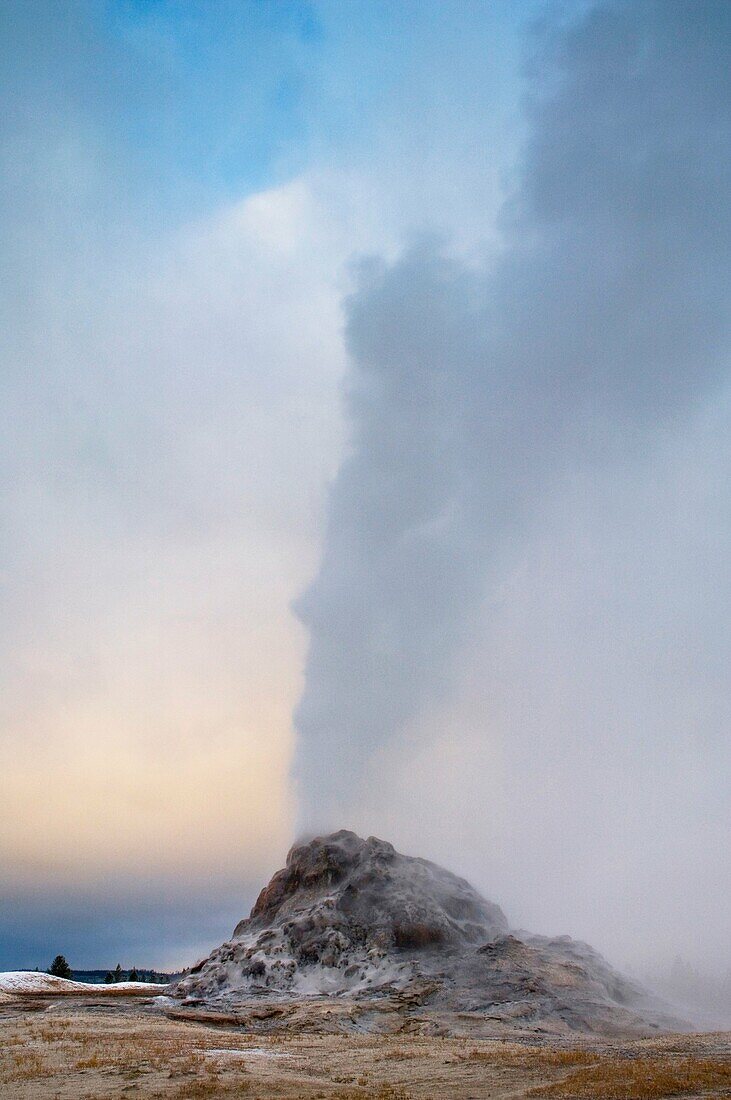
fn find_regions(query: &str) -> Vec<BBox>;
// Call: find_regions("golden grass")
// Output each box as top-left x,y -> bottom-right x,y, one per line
466,1047 -> 597,1068
0,1015 -> 256,1090
167,1079 -> 251,1098
327,1089 -> 411,1099
1,1008 -> 728,1100
527,1054 -> 731,1098
1,1050 -> 45,1081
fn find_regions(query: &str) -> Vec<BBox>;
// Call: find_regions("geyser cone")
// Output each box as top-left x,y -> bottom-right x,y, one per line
174,831 -> 683,1036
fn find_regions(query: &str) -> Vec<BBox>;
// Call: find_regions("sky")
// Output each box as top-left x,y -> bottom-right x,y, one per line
0,0 -> 728,988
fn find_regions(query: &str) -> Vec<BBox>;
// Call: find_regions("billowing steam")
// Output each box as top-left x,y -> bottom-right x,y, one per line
294,0 -> 730,826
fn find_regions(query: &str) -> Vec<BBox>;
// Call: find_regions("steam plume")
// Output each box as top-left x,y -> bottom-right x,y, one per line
294,0 -> 730,825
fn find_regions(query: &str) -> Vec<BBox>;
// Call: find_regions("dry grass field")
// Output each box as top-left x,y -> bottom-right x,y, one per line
0,995 -> 729,1099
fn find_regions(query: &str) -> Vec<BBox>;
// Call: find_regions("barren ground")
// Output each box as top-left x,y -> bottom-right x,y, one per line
0,995 -> 729,1099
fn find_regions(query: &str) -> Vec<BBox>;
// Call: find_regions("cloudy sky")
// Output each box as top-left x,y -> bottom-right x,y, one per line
1,0 -> 728,982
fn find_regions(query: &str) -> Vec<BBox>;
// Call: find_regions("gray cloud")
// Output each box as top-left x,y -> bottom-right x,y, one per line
293,0 -> 730,827
0,876 -> 263,972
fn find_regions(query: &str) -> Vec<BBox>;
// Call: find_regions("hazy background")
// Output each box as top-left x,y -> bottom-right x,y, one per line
1,0 -> 728,1015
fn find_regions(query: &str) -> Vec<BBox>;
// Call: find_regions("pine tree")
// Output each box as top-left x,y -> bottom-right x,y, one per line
104,971 -> 114,984
129,966 -> 139,982
48,955 -> 72,979
114,963 -> 123,983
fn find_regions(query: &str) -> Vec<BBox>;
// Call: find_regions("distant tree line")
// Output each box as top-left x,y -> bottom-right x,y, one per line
104,963 -> 165,983
46,955 -> 167,984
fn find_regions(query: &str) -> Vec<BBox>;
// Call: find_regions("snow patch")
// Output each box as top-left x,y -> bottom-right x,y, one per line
0,971 -> 168,994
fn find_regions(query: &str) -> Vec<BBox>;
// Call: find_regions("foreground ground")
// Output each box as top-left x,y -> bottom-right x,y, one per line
0,994 -> 729,1099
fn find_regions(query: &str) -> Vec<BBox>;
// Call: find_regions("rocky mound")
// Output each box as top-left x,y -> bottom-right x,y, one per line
174,830 -> 681,1036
